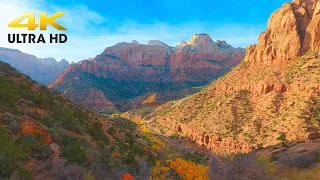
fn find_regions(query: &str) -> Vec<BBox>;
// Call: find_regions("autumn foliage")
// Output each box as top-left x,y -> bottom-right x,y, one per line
170,158 -> 209,180
150,158 -> 209,180
121,173 -> 134,180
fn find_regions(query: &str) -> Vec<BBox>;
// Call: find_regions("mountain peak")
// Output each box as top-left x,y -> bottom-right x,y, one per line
189,34 -> 213,45
132,40 -> 139,44
179,40 -> 188,46
147,40 -> 170,48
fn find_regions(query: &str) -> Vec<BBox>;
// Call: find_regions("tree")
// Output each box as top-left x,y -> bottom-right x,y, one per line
277,132 -> 287,146
169,158 -> 209,180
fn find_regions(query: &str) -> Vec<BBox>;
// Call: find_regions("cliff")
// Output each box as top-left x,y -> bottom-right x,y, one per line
49,34 -> 245,112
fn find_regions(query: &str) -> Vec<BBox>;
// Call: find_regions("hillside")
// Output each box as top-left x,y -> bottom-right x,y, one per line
0,47 -> 69,84
0,61 -> 220,180
49,35 -> 245,112
145,0 -> 320,154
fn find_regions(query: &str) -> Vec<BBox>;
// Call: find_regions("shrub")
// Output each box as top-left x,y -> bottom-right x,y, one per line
84,171 -> 96,180
62,140 -> 87,165
40,116 -> 56,128
16,167 -> 32,180
107,127 -> 115,135
0,128 -> 27,178
277,132 -> 287,146
40,145 -> 52,159
125,152 -> 136,165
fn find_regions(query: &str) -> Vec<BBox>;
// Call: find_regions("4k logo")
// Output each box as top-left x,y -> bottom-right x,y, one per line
7,12 -> 68,44
8,12 -> 67,30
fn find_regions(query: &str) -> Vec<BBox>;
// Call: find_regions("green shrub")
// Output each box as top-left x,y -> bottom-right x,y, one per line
40,145 -> 52,159
277,132 -> 287,146
40,116 -> 56,128
125,152 -> 136,164
107,127 -> 115,135
86,121 -> 109,144
62,140 -> 87,165
0,128 -> 27,178
16,167 -> 32,180
131,144 -> 144,156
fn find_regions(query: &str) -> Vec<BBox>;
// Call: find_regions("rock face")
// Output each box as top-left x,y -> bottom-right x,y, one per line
20,116 -> 52,145
0,47 -> 69,84
49,34 -> 245,112
246,0 -> 320,63
148,0 -> 320,154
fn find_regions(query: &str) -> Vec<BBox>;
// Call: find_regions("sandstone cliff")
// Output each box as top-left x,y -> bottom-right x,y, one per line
148,0 -> 320,154
246,0 -> 320,64
49,34 -> 245,112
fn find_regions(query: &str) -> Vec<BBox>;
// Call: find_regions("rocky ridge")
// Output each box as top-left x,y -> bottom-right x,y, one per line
49,34 -> 245,112
147,0 -> 320,154
0,47 -> 69,84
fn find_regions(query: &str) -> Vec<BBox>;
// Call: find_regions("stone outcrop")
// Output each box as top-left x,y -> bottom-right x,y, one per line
246,0 -> 320,64
49,34 -> 245,112
20,116 -> 52,145
0,47 -> 69,84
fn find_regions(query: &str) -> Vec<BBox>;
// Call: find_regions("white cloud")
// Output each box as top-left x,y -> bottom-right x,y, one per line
0,0 -> 264,62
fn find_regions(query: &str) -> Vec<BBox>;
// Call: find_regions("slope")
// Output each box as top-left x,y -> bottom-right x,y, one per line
147,0 -> 320,154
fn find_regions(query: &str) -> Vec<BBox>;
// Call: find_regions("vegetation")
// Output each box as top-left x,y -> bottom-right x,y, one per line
0,128 -> 27,178
277,132 -> 287,146
84,171 -> 96,180
150,158 -> 209,180
62,140 -> 87,165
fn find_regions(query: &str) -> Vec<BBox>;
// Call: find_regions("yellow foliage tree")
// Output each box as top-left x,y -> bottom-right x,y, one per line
150,160 -> 170,180
150,158 -> 209,180
169,158 -> 209,180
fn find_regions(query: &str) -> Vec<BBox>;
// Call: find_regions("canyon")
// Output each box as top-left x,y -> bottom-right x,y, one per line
49,34 -> 245,112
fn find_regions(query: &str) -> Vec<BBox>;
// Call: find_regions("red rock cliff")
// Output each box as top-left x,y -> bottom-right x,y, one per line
246,0 -> 320,64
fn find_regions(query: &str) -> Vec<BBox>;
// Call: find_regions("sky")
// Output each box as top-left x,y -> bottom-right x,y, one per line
0,0 -> 289,62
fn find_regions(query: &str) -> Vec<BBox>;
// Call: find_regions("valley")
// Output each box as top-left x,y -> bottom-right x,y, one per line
1,0 -> 320,179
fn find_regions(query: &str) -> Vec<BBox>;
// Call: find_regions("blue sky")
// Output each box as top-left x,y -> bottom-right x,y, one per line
0,0 -> 289,62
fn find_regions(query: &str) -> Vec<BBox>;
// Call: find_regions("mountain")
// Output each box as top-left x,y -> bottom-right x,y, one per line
49,34 -> 245,112
0,47 -> 69,84
144,0 -> 320,154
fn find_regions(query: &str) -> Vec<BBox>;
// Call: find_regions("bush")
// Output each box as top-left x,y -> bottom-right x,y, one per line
40,145 -> 52,159
107,127 -> 115,135
40,116 -> 56,128
16,167 -> 32,180
277,132 -> 287,146
86,121 -> 109,144
125,152 -> 136,165
84,171 -> 96,180
62,140 -> 87,165
0,128 -> 27,178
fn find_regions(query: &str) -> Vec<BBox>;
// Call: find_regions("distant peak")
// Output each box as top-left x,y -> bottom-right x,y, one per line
132,40 -> 139,44
179,40 -> 188,46
216,40 -> 227,44
189,34 -> 213,45
147,40 -> 170,48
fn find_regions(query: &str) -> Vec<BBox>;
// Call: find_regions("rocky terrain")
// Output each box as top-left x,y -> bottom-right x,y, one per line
145,0 -> 320,155
0,62 -> 217,180
0,47 -> 69,84
49,35 -> 245,112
